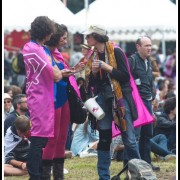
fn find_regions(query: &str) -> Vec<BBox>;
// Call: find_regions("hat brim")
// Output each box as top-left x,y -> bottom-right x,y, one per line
82,30 -> 92,35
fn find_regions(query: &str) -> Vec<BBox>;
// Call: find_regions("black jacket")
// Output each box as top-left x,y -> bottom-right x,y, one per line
128,53 -> 154,100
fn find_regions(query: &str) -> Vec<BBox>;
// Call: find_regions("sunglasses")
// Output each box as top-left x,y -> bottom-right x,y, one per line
4,100 -> 11,104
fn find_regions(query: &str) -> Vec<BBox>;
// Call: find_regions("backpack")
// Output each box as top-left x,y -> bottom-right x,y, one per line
127,159 -> 157,180
12,53 -> 25,74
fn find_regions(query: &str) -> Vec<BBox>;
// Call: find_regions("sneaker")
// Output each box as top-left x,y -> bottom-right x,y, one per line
164,154 -> 176,162
79,149 -> 97,158
150,163 -> 160,172
64,168 -> 69,174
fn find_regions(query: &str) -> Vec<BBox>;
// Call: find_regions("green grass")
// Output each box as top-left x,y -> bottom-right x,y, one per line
4,156 -> 176,180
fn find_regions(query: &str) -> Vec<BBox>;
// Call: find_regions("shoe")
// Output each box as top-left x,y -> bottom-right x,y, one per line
150,163 -> 160,172
63,168 -> 69,174
164,154 -> 176,162
65,150 -> 72,159
79,149 -> 97,158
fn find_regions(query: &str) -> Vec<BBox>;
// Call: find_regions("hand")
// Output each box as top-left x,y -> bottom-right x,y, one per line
21,162 -> 27,171
92,60 -> 101,75
61,69 -> 74,77
75,62 -> 86,72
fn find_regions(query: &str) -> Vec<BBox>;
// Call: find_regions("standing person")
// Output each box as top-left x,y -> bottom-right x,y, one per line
83,25 -> 141,179
22,16 -> 63,180
128,36 -> 160,171
42,23 -> 81,180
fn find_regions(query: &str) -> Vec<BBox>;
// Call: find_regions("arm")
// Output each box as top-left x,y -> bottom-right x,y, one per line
157,116 -> 176,129
110,48 -> 130,84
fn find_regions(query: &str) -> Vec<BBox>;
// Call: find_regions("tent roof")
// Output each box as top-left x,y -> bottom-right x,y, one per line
3,0 -> 76,32
74,0 -> 177,40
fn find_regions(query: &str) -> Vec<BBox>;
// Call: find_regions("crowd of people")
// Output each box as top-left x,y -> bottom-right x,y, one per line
4,16 -> 176,180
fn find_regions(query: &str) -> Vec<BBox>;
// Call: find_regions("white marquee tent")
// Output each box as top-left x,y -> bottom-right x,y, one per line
3,0 -> 76,32
74,0 -> 177,41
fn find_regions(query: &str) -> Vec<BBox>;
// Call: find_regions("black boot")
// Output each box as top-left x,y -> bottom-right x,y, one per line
53,158 -> 64,180
41,160 -> 53,180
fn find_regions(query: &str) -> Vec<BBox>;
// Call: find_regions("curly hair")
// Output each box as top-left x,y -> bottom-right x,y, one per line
91,33 -> 109,43
30,16 -> 55,41
45,23 -> 68,47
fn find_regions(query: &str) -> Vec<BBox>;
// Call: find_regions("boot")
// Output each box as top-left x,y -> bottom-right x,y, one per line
97,150 -> 111,180
53,158 -> 64,180
41,160 -> 53,180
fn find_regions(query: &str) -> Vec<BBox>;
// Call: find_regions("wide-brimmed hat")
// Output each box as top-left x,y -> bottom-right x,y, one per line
80,44 -> 91,50
83,25 -> 107,36
4,93 -> 12,100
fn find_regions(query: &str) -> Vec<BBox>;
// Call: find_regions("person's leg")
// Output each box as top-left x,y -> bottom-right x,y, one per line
4,164 -> 28,176
121,98 -> 141,165
53,102 -> 70,179
150,134 -> 173,157
42,108 -> 62,180
139,100 -> 153,164
27,136 -> 48,180
96,94 -> 113,180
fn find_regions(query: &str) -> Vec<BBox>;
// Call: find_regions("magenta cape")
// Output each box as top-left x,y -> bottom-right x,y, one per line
22,42 -> 55,137
112,45 -> 154,138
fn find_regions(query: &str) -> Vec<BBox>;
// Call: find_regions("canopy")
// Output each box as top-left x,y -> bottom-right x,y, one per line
3,0 -> 76,32
74,0 -> 177,41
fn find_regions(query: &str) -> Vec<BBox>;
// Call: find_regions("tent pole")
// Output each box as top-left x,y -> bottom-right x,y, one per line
161,29 -> 166,58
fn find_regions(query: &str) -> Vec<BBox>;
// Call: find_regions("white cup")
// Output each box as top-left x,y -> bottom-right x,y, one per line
84,96 -> 105,120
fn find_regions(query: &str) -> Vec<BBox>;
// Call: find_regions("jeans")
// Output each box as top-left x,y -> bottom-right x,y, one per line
150,134 -> 173,157
27,136 -> 48,180
135,99 -> 153,164
121,98 -> 141,165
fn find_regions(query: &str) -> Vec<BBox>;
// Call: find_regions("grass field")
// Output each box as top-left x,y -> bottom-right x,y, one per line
4,156 -> 176,180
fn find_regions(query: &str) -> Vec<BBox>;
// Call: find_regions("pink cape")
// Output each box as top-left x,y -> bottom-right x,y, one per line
112,45 -> 154,138
22,42 -> 55,137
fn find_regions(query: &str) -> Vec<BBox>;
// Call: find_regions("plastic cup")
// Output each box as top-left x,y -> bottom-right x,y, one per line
84,96 -> 105,120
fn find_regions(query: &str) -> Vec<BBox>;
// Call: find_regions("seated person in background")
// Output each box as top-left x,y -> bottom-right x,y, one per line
4,94 -> 29,136
150,134 -> 176,161
110,135 -> 124,162
154,97 -> 176,153
70,118 -> 99,158
4,115 -> 31,176
4,93 -> 13,120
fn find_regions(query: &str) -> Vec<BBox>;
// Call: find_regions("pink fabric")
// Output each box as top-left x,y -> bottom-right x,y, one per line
112,45 -> 154,138
43,101 -> 70,159
52,48 -> 81,98
22,42 -> 55,137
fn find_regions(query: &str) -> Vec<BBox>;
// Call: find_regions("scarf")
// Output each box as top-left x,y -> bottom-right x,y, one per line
106,42 -> 126,131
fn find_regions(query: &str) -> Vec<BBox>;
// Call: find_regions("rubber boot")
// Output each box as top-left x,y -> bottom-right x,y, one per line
53,158 -> 64,180
41,160 -> 53,180
97,150 -> 111,180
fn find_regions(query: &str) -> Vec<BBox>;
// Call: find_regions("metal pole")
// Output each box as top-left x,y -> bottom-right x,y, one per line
84,0 -> 89,28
